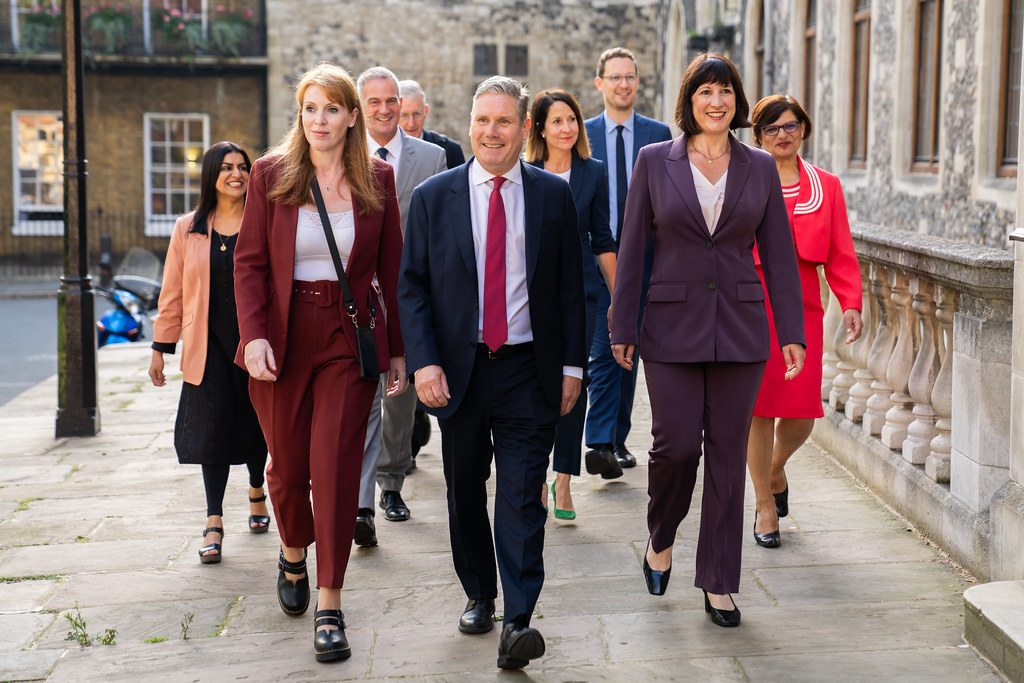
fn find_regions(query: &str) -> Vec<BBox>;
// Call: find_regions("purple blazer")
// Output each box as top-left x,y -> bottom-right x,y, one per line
610,134 -> 805,363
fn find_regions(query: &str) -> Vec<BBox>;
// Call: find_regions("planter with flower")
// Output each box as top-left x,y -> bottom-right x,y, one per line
210,6 -> 254,57
20,5 -> 62,54
84,4 -> 132,55
151,6 -> 204,54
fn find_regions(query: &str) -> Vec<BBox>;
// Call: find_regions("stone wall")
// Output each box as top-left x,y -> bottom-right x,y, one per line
265,0 -> 666,150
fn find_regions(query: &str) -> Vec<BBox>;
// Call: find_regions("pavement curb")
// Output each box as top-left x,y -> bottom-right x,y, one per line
964,581 -> 1024,683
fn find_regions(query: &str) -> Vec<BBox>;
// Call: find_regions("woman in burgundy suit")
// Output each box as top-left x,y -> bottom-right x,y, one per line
610,53 -> 805,627
746,96 -> 863,548
234,63 -> 406,662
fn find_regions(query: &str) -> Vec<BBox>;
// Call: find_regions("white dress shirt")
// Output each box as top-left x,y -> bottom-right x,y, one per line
367,127 -> 403,179
468,159 -> 582,379
691,163 -> 728,235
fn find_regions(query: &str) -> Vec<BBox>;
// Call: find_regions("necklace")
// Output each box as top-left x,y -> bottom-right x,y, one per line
216,231 -> 229,252
210,213 -> 232,251
690,141 -> 729,165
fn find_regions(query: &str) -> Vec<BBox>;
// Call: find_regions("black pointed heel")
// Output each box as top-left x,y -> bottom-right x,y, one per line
753,512 -> 781,548
249,492 -> 270,534
774,486 -> 789,518
642,539 -> 671,595
703,590 -> 741,627
278,548 -> 310,616
198,526 -> 224,564
313,609 -> 351,662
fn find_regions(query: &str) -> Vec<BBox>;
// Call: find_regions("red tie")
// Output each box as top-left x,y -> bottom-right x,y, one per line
483,176 -> 508,352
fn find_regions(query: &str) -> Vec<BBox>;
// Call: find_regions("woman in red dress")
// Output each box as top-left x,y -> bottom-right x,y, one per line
746,95 -> 863,548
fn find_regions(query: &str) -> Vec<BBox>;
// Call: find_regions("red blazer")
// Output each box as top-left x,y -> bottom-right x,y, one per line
753,157 -> 861,311
233,156 -> 404,373
610,134 -> 805,362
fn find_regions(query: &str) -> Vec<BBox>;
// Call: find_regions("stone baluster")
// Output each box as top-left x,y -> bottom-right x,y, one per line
845,261 -> 876,423
926,285 -> 957,483
881,269 -> 918,450
820,271 -> 843,401
902,276 -> 941,464
829,277 -> 859,410
864,264 -> 897,435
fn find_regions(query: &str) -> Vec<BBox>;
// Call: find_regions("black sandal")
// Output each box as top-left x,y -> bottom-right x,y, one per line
277,548 -> 310,616
313,609 -> 351,662
249,491 -> 270,534
198,526 -> 224,564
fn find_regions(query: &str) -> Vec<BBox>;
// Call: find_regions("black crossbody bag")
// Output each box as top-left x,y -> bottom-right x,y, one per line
310,179 -> 380,382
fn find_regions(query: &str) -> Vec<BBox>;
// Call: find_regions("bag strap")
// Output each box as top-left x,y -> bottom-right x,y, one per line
311,179 -> 359,324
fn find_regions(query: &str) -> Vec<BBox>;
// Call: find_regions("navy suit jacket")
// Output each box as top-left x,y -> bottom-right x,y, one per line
398,159 -> 587,419
584,112 -> 673,172
422,129 -> 466,170
528,154 -> 614,296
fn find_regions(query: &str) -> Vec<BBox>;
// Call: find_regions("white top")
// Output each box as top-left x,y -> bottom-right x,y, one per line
367,127 -> 403,178
467,160 -> 582,379
690,162 -> 728,235
293,208 -> 355,281
555,169 -> 571,182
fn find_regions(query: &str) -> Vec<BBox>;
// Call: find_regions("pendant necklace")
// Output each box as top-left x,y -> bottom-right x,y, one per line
211,214 -> 228,251
690,141 -> 729,165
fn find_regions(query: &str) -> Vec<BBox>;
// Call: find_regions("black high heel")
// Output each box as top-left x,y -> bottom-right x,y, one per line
313,609 -> 351,662
703,589 -> 741,627
642,538 -> 671,595
198,526 -> 224,564
249,491 -> 270,534
753,512 -> 781,548
774,486 -> 789,518
277,548 -> 310,616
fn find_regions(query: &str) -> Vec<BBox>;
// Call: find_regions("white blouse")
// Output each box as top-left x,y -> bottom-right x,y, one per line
690,162 -> 728,235
293,208 -> 355,281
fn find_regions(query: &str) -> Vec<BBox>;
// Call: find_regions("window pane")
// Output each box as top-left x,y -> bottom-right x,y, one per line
170,145 -> 185,165
151,193 -> 167,214
851,18 -> 870,162
1004,0 -> 1023,166
807,0 -> 817,28
506,45 -> 528,76
474,44 -> 497,76
152,146 -> 166,164
15,112 -> 63,209
914,0 -> 941,166
804,36 -> 816,161
146,115 -> 208,220
855,0 -> 871,10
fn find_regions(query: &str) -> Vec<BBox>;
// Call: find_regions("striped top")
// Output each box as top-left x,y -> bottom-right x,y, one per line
782,182 -> 800,200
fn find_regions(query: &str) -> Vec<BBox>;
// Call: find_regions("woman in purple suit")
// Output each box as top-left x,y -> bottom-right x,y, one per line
610,53 -> 806,627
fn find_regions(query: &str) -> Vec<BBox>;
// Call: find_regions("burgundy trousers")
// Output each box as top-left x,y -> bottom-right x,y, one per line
249,282 -> 377,589
644,359 -> 765,595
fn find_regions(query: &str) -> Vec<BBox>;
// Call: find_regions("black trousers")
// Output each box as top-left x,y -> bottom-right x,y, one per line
438,347 -> 558,627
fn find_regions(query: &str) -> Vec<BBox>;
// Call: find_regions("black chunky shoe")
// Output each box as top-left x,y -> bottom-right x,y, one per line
277,548 -> 310,616
313,609 -> 351,662
704,590 -> 741,627
248,490 -> 270,534
198,526 -> 224,565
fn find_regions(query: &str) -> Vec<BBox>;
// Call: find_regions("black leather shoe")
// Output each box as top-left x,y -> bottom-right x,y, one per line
411,408 -> 431,457
354,508 -> 377,547
458,599 -> 495,634
277,548 -> 310,616
642,539 -> 671,595
614,443 -> 637,468
496,622 -> 545,670
704,590 -> 741,627
313,609 -> 351,662
753,512 -> 781,548
379,490 -> 411,521
774,486 -> 789,518
585,444 -> 623,479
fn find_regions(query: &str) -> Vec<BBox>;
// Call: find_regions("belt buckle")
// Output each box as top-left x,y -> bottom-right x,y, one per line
316,286 -> 334,308
488,347 -> 499,359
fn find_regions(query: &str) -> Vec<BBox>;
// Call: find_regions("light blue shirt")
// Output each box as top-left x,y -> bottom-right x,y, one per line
603,110 -> 635,240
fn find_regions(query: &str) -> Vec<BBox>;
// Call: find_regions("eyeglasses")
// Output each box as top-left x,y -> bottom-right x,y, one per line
602,73 -> 637,85
761,121 -> 802,137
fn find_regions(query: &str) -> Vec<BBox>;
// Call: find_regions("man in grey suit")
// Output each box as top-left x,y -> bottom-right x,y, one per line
355,66 -> 447,546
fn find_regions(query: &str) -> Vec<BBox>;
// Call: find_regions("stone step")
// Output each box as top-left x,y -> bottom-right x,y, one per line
964,581 -> 1024,682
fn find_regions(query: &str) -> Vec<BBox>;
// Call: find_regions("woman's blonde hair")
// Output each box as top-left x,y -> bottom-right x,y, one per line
266,62 -> 381,215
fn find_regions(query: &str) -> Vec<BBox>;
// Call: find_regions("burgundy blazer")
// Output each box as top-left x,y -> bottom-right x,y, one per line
610,134 -> 805,362
233,155 -> 404,373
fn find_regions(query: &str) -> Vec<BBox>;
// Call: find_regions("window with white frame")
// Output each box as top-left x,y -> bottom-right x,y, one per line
144,113 -> 208,236
13,111 -> 63,236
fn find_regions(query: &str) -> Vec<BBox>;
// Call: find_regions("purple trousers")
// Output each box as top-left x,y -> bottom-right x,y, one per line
644,359 -> 765,594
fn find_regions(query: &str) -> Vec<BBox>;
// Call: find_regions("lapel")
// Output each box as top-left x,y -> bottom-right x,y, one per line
447,162 -> 477,285
588,116 -> 607,162
632,114 -> 647,159
717,135 -> 750,229
521,160 -> 541,287
395,133 -> 417,200
271,203 -> 298,301
665,134 -> 709,235
568,153 -> 584,200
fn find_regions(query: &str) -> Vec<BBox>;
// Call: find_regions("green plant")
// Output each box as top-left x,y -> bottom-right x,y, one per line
64,603 -> 118,647
143,636 -> 168,643
19,5 -> 61,54
209,6 -> 253,57
180,611 -> 194,639
151,6 -> 204,52
84,4 -> 132,55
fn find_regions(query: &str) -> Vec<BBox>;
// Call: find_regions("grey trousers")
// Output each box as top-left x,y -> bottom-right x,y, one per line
359,374 -> 417,509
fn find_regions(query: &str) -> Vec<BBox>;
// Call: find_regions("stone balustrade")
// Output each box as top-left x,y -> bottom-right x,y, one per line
812,223 -> 1013,581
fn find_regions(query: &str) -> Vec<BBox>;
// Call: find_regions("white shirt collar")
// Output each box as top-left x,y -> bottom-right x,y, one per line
367,127 -> 404,159
470,157 -> 524,188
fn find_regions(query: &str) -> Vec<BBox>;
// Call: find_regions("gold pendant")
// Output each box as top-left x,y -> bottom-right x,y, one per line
708,158 -> 713,165
220,244 -> 227,251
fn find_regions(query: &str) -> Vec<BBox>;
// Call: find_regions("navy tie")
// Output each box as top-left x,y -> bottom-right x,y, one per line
615,125 -> 627,242
376,147 -> 388,160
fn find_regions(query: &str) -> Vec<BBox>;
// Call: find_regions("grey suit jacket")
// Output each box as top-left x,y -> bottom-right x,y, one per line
395,132 -> 447,234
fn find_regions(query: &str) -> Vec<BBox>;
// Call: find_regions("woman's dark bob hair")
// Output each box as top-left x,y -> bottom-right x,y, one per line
751,94 -> 813,146
674,52 -> 751,136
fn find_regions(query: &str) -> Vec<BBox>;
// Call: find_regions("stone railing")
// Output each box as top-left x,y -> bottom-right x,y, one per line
812,223 -> 1014,581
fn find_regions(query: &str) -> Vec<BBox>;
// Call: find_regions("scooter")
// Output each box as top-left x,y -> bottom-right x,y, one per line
95,286 -> 144,347
95,246 -> 163,348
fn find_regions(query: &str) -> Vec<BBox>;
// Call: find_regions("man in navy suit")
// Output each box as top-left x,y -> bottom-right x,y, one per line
399,79 -> 467,170
583,46 -> 672,477
398,76 -> 586,670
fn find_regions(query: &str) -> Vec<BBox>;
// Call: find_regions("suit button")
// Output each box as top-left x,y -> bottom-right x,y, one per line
708,281 -> 717,290
705,240 -> 713,250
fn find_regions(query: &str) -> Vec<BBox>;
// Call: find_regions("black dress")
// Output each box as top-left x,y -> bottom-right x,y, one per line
173,231 -> 267,465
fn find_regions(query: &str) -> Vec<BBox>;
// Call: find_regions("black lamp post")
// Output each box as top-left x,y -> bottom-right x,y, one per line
55,0 -> 100,437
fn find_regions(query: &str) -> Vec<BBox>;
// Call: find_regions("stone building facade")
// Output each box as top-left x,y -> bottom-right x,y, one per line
657,0 -> 1020,248
264,0 -> 667,151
